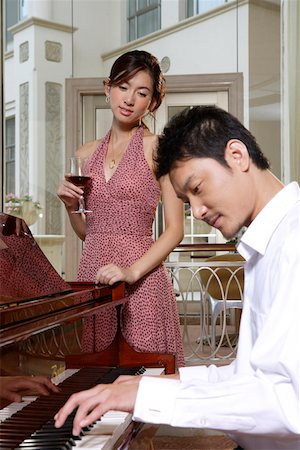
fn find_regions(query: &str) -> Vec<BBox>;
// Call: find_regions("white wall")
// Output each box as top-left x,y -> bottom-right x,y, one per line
72,0 -> 124,77
161,0 -> 180,28
251,120 -> 280,177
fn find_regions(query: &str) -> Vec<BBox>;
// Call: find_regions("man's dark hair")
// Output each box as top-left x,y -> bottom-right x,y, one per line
155,105 -> 269,179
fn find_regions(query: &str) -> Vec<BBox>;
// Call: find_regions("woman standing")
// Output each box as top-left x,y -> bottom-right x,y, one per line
57,50 -> 184,367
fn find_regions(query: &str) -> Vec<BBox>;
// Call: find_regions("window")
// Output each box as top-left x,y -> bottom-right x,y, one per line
186,0 -> 231,18
5,0 -> 28,50
5,118 -> 15,195
127,0 -> 161,41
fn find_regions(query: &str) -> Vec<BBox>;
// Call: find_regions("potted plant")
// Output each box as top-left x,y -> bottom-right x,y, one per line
4,193 -> 42,226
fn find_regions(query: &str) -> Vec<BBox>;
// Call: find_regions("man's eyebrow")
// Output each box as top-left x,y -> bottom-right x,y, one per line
182,174 -> 194,193
172,174 -> 194,202
176,192 -> 188,202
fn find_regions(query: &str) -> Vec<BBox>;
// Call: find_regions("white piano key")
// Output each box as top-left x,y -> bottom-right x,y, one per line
0,396 -> 37,423
74,411 -> 131,449
140,367 -> 165,376
51,368 -> 79,385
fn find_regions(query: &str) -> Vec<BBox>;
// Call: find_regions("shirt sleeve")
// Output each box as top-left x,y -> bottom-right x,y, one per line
179,360 -> 236,382
133,357 -> 297,435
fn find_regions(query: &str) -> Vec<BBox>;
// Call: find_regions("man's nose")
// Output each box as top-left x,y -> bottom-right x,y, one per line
191,203 -> 207,220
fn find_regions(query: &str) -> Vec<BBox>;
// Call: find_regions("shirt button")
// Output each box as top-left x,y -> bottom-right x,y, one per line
200,416 -> 207,425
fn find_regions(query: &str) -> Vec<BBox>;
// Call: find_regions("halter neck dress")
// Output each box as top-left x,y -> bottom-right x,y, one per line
78,126 -> 184,367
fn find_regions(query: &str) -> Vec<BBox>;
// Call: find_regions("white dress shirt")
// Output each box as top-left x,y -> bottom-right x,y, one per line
133,182 -> 300,450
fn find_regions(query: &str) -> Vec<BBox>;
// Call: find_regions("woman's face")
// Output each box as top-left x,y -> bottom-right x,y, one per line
106,70 -> 155,126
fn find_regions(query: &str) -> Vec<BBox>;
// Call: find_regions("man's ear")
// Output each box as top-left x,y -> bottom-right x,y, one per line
225,139 -> 250,171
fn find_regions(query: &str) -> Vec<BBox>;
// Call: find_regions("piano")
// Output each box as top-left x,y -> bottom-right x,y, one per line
0,213 -> 236,449
0,213 -> 173,448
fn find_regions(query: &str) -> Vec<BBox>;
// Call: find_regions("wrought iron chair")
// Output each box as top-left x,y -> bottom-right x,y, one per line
199,253 -> 244,351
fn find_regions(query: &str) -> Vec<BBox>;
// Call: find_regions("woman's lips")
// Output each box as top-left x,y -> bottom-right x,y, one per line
119,107 -> 133,116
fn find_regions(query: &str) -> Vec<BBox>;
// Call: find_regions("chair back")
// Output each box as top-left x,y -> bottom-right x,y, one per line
200,253 -> 245,300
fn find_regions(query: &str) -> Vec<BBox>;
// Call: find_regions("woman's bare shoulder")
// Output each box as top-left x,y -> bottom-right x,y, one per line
143,131 -> 158,170
76,139 -> 102,158
143,131 -> 158,153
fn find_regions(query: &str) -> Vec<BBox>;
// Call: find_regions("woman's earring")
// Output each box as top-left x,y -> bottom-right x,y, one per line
105,96 -> 110,104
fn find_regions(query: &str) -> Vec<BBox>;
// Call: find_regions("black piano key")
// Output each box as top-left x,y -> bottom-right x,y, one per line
32,430 -> 81,439
15,444 -> 72,450
17,439 -> 75,448
15,446 -> 71,450
0,445 -> 18,450
0,439 -> 23,450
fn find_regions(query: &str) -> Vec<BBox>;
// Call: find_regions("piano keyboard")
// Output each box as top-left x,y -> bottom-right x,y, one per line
0,366 -> 163,449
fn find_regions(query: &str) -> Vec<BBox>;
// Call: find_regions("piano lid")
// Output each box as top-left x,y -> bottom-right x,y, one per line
0,213 -> 71,306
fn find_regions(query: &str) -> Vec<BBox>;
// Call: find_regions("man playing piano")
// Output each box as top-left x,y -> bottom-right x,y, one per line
55,106 -> 300,450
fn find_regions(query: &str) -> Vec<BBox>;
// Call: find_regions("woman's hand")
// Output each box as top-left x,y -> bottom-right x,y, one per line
95,264 -> 138,285
54,381 -> 140,436
57,174 -> 83,210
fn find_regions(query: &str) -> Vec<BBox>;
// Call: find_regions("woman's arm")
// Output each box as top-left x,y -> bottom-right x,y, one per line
129,174 -> 184,281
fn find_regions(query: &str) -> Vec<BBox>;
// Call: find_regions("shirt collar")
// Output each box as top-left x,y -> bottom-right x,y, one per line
238,182 -> 300,259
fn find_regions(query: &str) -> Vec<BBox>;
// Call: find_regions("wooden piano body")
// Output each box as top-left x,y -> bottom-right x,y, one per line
0,213 -> 236,449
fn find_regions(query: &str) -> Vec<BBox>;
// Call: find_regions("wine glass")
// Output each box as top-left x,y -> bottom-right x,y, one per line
66,156 -> 92,214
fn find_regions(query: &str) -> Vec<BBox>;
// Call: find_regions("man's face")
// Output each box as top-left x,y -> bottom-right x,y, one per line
169,154 -> 254,240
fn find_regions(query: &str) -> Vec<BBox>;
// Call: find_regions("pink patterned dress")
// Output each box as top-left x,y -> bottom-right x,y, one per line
78,127 -> 185,367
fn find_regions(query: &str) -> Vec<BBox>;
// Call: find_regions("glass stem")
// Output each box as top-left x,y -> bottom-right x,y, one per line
78,196 -> 85,213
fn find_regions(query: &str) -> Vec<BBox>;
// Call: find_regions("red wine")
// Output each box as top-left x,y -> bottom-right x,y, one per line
66,175 -> 91,188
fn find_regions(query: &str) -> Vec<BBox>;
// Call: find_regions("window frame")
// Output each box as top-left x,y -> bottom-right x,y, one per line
5,117 -> 16,196
4,0 -> 28,50
127,0 -> 161,42
185,0 -> 232,19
